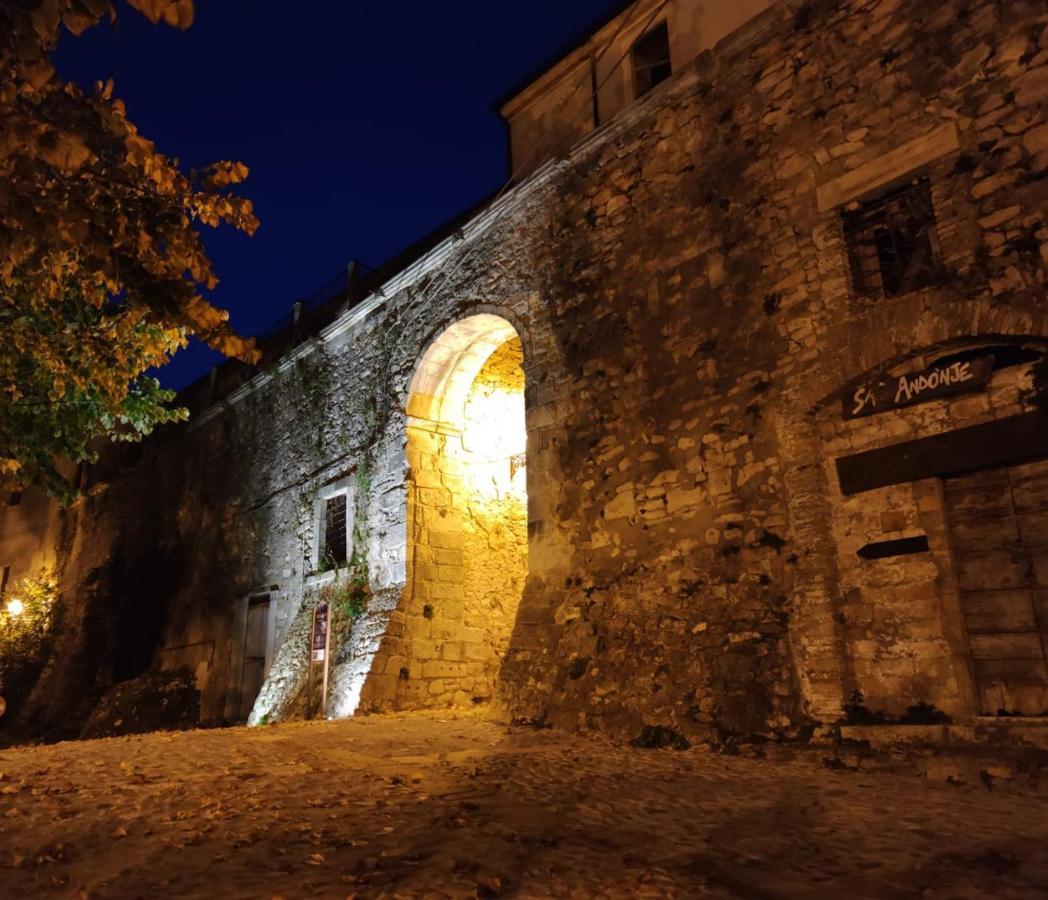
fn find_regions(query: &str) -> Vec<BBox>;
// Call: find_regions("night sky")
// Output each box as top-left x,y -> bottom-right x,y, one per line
54,0 -> 618,390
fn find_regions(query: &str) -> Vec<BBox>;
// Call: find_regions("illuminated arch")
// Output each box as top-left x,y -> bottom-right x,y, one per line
398,312 -> 528,709
407,313 -> 521,430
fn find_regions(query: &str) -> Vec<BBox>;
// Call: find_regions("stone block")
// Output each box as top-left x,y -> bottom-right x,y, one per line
604,490 -> 636,521
816,123 -> 959,210
422,661 -> 469,680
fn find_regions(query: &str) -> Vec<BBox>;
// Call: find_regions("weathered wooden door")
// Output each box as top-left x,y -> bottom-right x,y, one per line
240,594 -> 271,720
944,459 -> 1048,716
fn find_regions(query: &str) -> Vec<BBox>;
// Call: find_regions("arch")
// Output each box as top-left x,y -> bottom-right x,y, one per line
407,313 -> 520,429
396,312 -> 530,710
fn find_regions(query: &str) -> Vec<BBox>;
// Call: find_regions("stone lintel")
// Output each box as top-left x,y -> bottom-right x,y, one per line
816,123 -> 960,212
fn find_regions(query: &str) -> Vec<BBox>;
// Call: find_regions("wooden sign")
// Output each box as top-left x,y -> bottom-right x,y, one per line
311,602 -> 329,662
308,601 -> 333,719
844,356 -> 993,420
836,411 -> 1048,495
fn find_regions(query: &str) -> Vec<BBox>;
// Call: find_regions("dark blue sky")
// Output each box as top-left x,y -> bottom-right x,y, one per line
55,0 -> 617,389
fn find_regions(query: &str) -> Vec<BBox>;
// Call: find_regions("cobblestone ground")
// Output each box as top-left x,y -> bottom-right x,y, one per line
1,710 -> 1046,898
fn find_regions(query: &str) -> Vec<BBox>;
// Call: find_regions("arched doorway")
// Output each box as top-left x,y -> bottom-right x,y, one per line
402,314 -> 528,707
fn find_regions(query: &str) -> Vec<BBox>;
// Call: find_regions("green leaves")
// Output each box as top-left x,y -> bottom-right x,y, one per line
0,571 -> 59,718
0,0 -> 258,500
0,278 -> 189,502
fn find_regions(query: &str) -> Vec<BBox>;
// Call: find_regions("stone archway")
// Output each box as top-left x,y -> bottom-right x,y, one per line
399,314 -> 529,708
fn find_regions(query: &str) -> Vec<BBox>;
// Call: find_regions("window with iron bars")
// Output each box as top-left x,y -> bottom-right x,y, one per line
321,493 -> 348,568
842,176 -> 941,299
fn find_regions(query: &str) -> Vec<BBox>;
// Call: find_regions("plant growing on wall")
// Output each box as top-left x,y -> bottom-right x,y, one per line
315,563 -> 370,624
0,571 -> 59,719
315,550 -> 339,576
0,1 -> 259,502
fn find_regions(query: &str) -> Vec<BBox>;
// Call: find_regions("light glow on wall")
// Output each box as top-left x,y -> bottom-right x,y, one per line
462,383 -> 526,498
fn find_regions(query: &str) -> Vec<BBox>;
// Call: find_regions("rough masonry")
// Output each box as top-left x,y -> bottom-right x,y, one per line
1,0 -> 1046,748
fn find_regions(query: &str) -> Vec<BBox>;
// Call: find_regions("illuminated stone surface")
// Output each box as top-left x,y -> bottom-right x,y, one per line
2,0 -> 1047,747
1,711 -> 1047,897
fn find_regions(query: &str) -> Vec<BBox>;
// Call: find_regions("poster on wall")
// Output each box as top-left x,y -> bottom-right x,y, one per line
843,355 -> 994,420
312,602 -> 329,662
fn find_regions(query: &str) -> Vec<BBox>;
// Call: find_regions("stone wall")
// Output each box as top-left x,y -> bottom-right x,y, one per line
4,0 -> 1046,746
493,0 -> 1048,739
820,357 -> 1041,719
502,0 -> 777,179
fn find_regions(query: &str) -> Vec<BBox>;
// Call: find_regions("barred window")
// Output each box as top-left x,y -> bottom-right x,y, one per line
632,22 -> 672,98
843,176 -> 940,299
322,493 -> 348,567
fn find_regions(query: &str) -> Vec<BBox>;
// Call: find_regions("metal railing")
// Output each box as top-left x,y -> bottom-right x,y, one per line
178,259 -> 378,415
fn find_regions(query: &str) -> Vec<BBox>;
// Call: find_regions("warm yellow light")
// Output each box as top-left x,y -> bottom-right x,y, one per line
5,597 -> 24,617
462,387 -> 526,460
462,385 -> 527,499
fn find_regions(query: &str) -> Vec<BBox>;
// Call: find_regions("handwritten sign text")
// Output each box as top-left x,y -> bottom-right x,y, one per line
844,356 -> 993,420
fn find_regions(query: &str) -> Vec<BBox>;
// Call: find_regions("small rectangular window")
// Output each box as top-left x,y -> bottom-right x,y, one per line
8,491 -> 21,507
843,176 -> 940,299
1,565 -> 9,598
322,493 -> 348,567
632,22 -> 672,98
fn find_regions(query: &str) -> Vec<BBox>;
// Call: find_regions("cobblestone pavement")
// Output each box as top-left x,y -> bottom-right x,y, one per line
0,709 -> 1046,898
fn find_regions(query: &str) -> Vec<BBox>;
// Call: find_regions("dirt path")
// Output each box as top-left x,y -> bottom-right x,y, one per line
0,709 -> 1045,898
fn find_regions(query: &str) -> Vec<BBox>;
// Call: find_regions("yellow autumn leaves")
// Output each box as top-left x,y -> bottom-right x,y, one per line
0,1 -> 260,496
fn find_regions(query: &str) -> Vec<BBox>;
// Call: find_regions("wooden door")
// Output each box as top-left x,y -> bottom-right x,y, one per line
944,460 -> 1048,716
240,594 -> 271,720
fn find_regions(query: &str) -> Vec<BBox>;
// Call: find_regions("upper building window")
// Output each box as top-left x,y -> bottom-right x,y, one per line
842,176 -> 940,299
631,21 -> 672,98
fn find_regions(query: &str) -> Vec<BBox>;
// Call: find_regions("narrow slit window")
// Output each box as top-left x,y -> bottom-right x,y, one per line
322,493 -> 348,567
842,176 -> 940,299
632,22 -> 672,98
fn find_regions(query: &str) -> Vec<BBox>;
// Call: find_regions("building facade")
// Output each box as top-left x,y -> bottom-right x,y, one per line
2,0 -> 1046,744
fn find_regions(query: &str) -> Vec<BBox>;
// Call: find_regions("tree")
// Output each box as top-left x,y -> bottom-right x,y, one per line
0,0 -> 259,501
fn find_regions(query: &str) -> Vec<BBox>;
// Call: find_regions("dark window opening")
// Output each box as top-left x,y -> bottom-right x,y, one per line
843,176 -> 940,299
322,493 -> 348,567
857,536 -> 930,560
1,565 -> 9,598
8,491 -> 21,507
632,22 -> 672,98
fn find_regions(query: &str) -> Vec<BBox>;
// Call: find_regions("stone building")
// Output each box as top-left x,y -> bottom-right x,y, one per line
1,0 -> 1046,745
